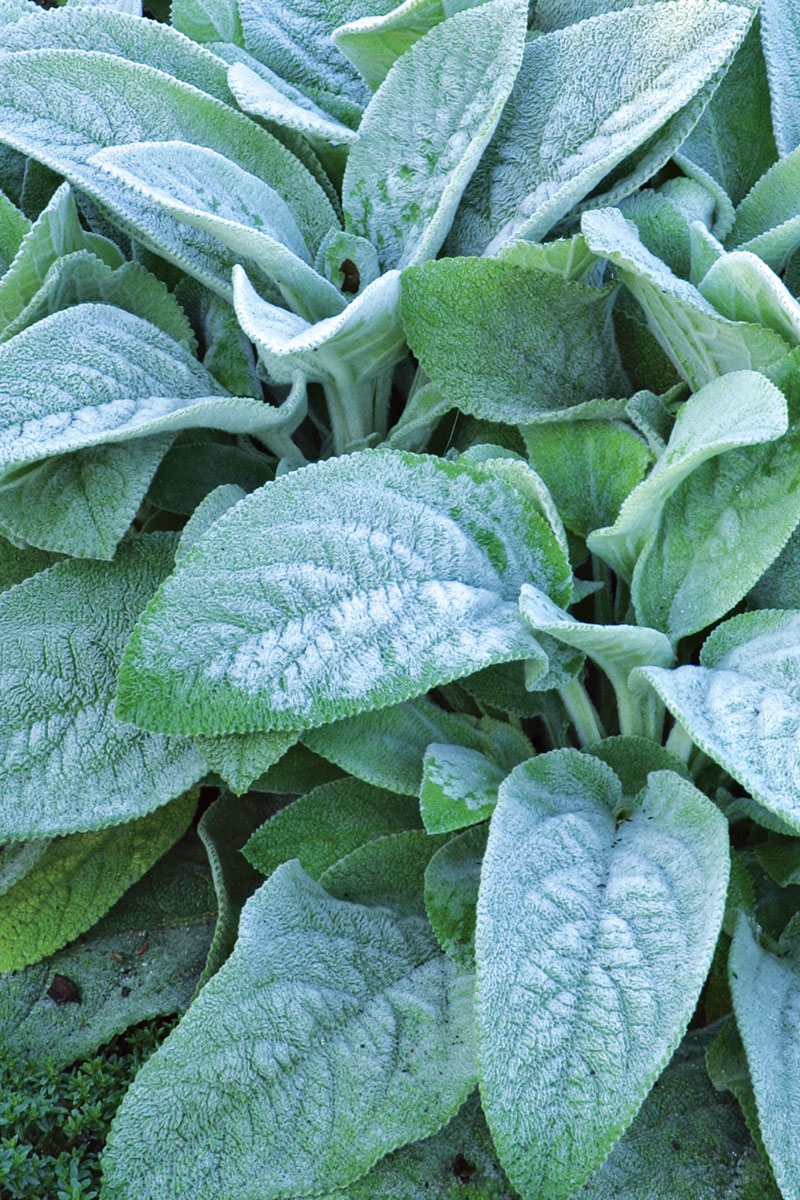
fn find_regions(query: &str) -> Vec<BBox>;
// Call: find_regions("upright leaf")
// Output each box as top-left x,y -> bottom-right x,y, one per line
101,856 -> 477,1199
761,0 -> 800,157
728,144 -> 800,271
342,0 -> 526,270
0,535 -> 204,840
476,751 -> 729,1199
117,449 -> 570,735
448,0 -> 751,254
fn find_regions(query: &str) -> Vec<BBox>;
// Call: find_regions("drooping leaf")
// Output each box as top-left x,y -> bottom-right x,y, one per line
101,855 -> 477,1199
401,258 -> 627,424
116,449 -> 570,736
636,609 -> 800,834
243,777 -> 421,879
476,750 -> 729,1199
582,207 -> 789,389
342,0 -> 526,270
0,831 -> 217,1069
0,790 -> 196,972
448,0 -> 751,254
302,696 -> 487,795
0,534 -> 205,840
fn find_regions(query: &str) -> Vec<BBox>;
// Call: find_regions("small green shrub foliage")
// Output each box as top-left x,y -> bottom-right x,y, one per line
3,0 -> 800,1194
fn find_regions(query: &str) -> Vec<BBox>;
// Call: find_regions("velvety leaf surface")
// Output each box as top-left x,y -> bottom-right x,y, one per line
117,449 -> 569,735
424,824 -> 486,969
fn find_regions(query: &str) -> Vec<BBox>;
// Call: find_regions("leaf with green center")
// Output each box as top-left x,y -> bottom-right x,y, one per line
176,484 -> 247,566
0,50 -> 335,296
476,750 -> 729,1200
706,1014 -> 766,1158
730,914 -> 800,1198
302,697 -> 488,795
342,0 -> 526,271
582,208 -> 789,389
401,258 -> 627,425
586,736 -> 692,801
101,854 -> 477,1199
148,429 -> 271,516
93,141 -> 344,323
520,585 -> 675,737
194,730 -> 299,795
636,609 -> 800,833
756,835 -> 800,887
0,534 -> 204,840
424,824 -> 486,968
251,743 -> 345,793
0,5 -> 231,100
728,145 -> 800,270
0,790 -> 196,972
195,791 -> 283,987
172,0 -> 242,44
0,435 -> 173,560
420,745 -> 508,834
0,535 -> 59,592
587,369 -> 788,581
679,18 -> 777,211
117,449 -> 569,736
580,1031 -> 781,1199
243,778 -> 421,879
448,0 -> 752,255
0,831 -> 217,1070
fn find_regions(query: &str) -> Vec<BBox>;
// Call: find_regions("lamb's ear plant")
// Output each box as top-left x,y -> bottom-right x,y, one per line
3,0 -> 800,1197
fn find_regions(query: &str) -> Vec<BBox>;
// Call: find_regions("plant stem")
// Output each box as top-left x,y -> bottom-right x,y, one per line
665,720 -> 695,763
559,678 -> 605,746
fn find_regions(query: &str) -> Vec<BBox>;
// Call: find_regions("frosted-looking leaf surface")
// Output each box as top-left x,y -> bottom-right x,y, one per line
401,258 -> 627,424
761,0 -> 800,156
448,0 -> 751,255
0,188 -> 29,275
116,449 -> 569,736
0,303 -> 278,479
0,50 -> 336,295
582,208 -> 788,389
730,915 -> 800,1199
637,610 -> 800,834
228,61 -> 358,144
93,141 -> 345,323
728,145 -> 800,270
476,751 -> 729,1200
424,823 -> 486,968
420,744 -> 507,834
342,0 -> 526,270
100,859 -> 477,1199
302,696 -> 487,794
0,790 -> 195,972
587,369 -> 788,581
0,534 -> 204,840
0,832 -> 217,1071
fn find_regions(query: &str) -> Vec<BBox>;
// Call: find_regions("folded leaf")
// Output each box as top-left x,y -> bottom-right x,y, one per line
228,60 -> 358,145
0,50 -> 336,295
342,0 -> 526,270
401,258 -> 627,424
588,369 -> 788,581
0,790 -> 196,972
730,914 -> 800,1199
101,856 -> 477,1199
0,534 -> 205,840
243,777 -> 421,878
636,609 -> 800,833
582,207 -> 788,389
93,140 -> 345,322
172,0 -> 242,44
449,0 -> 751,254
699,250 -> 800,344
0,831 -> 216,1070
117,449 -> 570,735
476,751 -> 729,1199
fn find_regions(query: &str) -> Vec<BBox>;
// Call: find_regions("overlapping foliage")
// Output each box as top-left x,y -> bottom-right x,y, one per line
2,0 -> 800,1195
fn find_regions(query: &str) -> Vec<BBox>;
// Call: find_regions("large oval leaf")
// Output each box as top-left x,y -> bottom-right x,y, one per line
116,449 -> 570,735
476,750 -> 729,1199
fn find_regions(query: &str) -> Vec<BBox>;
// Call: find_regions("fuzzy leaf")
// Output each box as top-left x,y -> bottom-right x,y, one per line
476,751 -> 729,1199
424,824 -> 486,969
420,745 -> 507,834
101,857 -> 477,1199
728,144 -> 800,271
448,0 -> 751,254
0,534 -> 204,840
117,449 -> 570,735
342,0 -> 526,270
761,0 -> 800,157
0,790 -> 195,972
